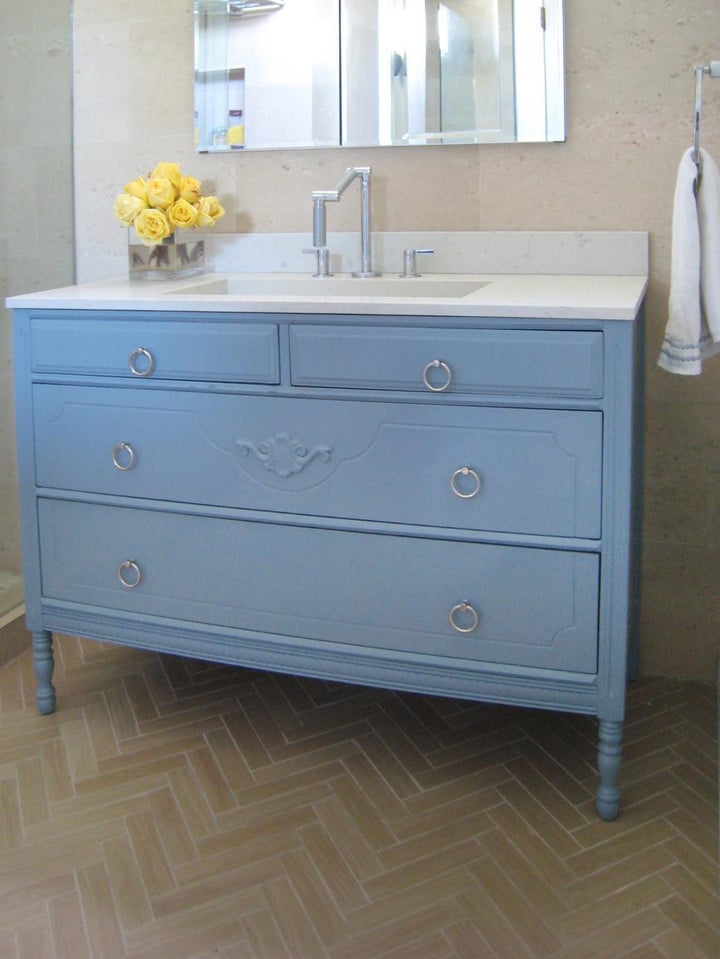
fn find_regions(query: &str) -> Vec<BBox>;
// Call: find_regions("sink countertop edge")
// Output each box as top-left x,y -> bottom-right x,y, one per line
6,272 -> 649,321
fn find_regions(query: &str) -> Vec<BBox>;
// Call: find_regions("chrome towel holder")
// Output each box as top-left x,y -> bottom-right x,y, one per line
693,60 -> 720,174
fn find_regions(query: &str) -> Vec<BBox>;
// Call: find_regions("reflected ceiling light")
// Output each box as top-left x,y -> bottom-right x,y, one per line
229,0 -> 285,15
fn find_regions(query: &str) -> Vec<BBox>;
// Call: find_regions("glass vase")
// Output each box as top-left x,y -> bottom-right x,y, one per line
128,232 -> 205,281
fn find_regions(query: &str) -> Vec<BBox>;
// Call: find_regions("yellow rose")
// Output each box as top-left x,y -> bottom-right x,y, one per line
151,162 -> 182,191
167,198 -> 199,230
179,175 -> 201,205
124,177 -> 148,202
133,208 -> 172,245
113,192 -> 146,225
146,176 -> 177,210
195,195 -> 225,228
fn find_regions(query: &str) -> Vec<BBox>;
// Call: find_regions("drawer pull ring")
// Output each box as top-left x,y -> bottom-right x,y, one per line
128,347 -> 155,377
450,466 -> 481,499
111,442 -> 136,471
449,602 -> 479,634
422,359 -> 452,392
117,560 -> 142,589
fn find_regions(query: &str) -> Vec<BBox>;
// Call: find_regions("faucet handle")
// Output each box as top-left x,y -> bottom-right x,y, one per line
401,248 -> 434,277
302,246 -> 332,277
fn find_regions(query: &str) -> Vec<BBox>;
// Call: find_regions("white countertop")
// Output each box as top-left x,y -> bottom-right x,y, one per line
7,271 -> 648,320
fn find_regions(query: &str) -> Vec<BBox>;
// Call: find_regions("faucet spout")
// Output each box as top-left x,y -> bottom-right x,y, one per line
354,167 -> 380,277
310,166 -> 380,277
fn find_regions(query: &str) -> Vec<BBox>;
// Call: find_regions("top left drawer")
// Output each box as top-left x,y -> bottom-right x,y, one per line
29,315 -> 280,384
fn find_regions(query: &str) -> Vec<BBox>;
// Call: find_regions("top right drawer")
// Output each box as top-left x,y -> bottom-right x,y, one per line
290,325 -> 604,398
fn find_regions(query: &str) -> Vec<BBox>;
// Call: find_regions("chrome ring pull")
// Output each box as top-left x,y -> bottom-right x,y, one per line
449,602 -> 479,634
128,347 -> 155,377
422,359 -> 452,392
450,466 -> 481,499
111,442 -> 136,471
117,560 -> 142,589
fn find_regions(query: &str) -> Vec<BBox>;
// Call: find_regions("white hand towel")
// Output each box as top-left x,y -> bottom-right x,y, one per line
658,147 -> 720,374
699,147 -> 720,339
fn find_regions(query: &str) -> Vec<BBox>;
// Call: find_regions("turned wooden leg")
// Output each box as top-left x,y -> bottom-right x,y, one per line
596,719 -> 622,821
32,630 -> 56,715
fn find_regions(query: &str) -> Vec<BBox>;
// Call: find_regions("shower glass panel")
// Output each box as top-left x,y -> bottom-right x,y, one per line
0,1 -> 75,624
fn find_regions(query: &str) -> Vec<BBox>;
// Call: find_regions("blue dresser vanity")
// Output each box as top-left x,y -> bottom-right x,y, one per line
9,235 -> 647,820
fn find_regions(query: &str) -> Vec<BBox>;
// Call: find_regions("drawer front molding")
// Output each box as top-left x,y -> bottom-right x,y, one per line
236,432 -> 332,478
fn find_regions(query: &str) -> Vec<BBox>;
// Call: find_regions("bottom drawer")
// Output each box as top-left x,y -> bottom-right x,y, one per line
38,500 -> 599,673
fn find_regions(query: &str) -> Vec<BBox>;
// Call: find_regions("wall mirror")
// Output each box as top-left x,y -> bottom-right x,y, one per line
194,0 -> 565,152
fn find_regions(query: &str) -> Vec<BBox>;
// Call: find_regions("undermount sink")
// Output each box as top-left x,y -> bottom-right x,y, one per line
169,274 -> 490,299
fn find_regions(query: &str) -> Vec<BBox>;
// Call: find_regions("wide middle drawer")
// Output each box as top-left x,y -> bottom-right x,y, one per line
33,385 -> 603,538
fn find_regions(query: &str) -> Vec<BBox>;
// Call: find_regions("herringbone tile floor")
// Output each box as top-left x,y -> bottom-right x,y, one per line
0,634 -> 716,958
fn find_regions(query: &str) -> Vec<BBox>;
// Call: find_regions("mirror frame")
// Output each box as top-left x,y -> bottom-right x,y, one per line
194,0 -> 566,152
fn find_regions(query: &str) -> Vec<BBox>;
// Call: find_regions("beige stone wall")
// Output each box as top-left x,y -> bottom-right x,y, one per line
73,0 -> 720,680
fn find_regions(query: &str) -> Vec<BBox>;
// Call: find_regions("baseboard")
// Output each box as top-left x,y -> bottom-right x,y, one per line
0,608 -> 30,666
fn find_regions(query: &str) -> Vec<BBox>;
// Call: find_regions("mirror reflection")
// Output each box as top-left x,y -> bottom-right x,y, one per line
194,0 -> 565,152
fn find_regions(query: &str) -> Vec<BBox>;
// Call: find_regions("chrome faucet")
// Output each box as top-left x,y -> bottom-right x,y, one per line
308,166 -> 380,277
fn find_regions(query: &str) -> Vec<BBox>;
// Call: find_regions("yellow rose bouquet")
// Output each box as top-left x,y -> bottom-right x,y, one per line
113,161 -> 225,245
